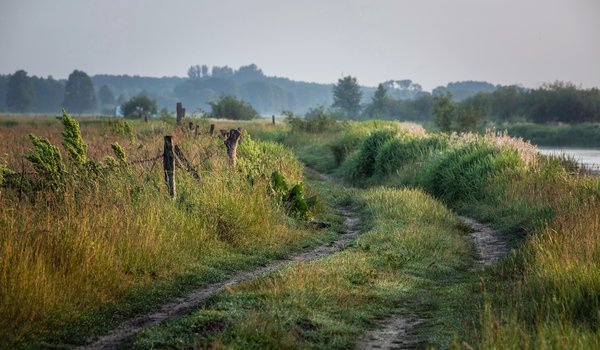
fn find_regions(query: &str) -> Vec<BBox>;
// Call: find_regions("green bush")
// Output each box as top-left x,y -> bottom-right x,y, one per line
374,135 -> 449,176
344,130 -> 396,181
416,144 -> 523,204
284,106 -> 338,133
209,95 -> 259,120
121,95 -> 157,119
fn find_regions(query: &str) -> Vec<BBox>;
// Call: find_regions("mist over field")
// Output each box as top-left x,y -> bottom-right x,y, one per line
2,1 -> 600,349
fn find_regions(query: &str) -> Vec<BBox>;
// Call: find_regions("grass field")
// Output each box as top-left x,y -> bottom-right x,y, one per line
0,115 -> 333,348
3,114 -> 600,349
265,120 -> 600,348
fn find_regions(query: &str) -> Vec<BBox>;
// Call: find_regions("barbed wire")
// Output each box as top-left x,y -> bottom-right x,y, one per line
128,153 -> 163,165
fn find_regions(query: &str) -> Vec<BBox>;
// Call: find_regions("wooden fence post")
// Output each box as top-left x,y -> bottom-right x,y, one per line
163,135 -> 176,199
272,115 -> 275,125
176,102 -> 185,126
224,129 -> 242,166
194,125 -> 199,138
209,124 -> 215,137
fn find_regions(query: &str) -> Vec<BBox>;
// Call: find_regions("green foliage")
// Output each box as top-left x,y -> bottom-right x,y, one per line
433,93 -> 456,132
6,70 -> 35,112
270,171 -> 288,193
329,127 -> 367,165
61,109 -> 88,170
285,183 -> 309,218
63,70 -> 97,114
345,130 -> 396,181
284,107 -> 338,133
374,135 -> 449,176
121,95 -> 158,119
109,118 -> 134,140
434,93 -> 485,133
363,83 -> 392,118
111,142 -> 127,164
209,95 -> 259,120
504,122 -> 600,147
333,75 -> 362,118
25,134 -> 65,192
270,171 -> 309,218
462,82 -> 600,124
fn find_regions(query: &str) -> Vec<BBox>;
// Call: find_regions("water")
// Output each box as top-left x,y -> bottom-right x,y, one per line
538,147 -> 600,173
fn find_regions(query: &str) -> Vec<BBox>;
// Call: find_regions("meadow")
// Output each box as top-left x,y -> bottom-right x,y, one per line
268,119 -> 600,348
2,113 -> 599,349
0,114 -> 332,348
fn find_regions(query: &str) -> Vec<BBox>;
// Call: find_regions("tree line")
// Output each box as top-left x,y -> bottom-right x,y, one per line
1,70 -> 116,114
332,76 -> 600,128
0,64 -> 502,116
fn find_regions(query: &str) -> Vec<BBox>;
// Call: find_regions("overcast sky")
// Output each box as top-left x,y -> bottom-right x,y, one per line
0,0 -> 598,91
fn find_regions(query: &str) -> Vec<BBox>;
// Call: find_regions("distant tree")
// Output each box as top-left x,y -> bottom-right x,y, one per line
121,95 -> 157,121
235,64 -> 264,82
211,66 -> 234,79
63,70 -> 97,114
209,95 -> 258,120
31,76 -> 64,113
433,93 -> 455,132
6,70 -> 35,112
333,75 -> 362,118
365,83 -> 390,117
0,75 -> 8,111
98,85 -> 116,114
187,65 -> 202,79
434,92 -> 485,132
201,64 -> 209,77
454,105 -> 485,132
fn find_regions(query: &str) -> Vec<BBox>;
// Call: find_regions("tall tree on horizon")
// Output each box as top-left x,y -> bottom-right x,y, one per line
6,70 -> 35,113
332,75 -> 362,118
63,70 -> 97,114
98,84 -> 116,114
365,83 -> 390,117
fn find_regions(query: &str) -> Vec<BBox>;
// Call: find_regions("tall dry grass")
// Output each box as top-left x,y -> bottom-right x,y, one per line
0,116 -> 311,347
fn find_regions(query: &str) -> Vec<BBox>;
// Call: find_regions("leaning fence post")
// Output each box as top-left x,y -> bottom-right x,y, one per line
224,129 -> 242,166
209,124 -> 215,137
163,135 -> 176,199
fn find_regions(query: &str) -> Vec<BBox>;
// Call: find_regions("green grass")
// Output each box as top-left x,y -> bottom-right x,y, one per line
258,121 -> 600,348
124,176 -> 477,349
0,117 -> 335,349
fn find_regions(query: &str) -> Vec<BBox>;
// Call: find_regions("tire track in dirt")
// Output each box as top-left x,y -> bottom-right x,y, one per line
356,216 -> 510,350
77,205 -> 362,350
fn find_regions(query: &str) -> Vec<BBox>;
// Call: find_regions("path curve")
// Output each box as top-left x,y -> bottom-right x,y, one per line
78,206 -> 362,350
356,216 -> 510,350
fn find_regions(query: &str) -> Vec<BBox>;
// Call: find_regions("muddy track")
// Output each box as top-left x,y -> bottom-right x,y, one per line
356,216 -> 510,350
78,206 -> 362,350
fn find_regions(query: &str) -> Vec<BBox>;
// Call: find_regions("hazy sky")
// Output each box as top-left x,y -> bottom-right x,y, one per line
1,0 -> 598,90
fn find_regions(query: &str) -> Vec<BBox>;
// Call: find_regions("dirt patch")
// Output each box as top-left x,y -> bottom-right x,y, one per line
77,206 -> 362,350
356,315 -> 421,350
460,216 -> 510,268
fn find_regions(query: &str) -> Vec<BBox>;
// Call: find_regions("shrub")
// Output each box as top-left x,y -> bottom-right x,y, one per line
374,135 -> 449,176
347,130 -> 396,180
284,107 -> 338,133
209,95 -> 259,120
121,95 -> 157,119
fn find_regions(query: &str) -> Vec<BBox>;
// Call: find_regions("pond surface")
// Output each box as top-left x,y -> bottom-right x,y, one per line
538,147 -> 600,173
